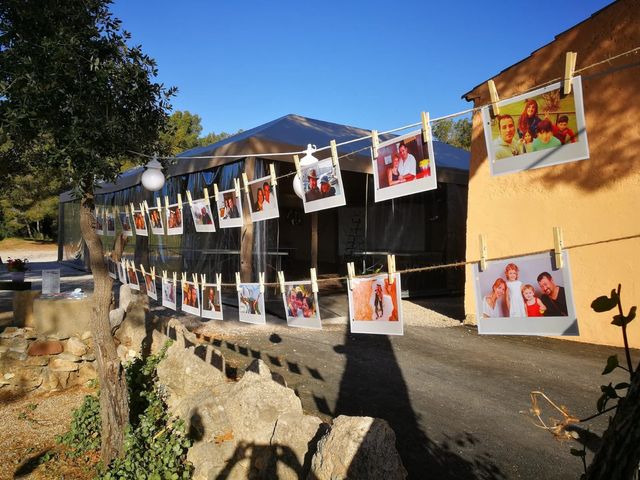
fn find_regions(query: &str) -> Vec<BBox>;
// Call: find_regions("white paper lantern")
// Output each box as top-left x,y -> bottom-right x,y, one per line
293,144 -> 318,200
141,158 -> 165,192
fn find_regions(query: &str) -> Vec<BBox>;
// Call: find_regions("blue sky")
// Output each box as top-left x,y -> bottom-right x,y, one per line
112,0 -> 613,136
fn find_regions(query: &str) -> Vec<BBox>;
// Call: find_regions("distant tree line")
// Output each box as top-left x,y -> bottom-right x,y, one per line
431,117 -> 472,151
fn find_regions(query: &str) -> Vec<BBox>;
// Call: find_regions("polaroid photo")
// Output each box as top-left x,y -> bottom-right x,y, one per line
282,281 -> 321,329
190,198 -> 216,233
373,129 -> 437,202
132,208 -> 148,237
181,280 -> 201,316
247,175 -> 279,222
301,157 -> 346,213
237,283 -> 266,324
348,273 -> 403,335
126,264 -> 140,290
95,209 -> 104,235
107,258 -> 117,280
144,272 -> 157,301
118,211 -> 133,237
481,76 -> 589,176
162,277 -> 177,311
105,210 -> 116,236
165,204 -> 184,235
147,206 -> 164,236
201,283 -> 223,321
117,260 -> 127,284
473,251 -> 578,335
216,188 -> 243,229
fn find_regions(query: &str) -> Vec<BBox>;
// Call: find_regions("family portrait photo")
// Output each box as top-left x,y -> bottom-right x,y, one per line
201,283 -> 223,320
301,158 -> 346,213
132,209 -> 148,236
282,282 -> 321,329
165,204 -> 184,235
181,280 -> 200,316
473,251 -> 578,335
216,189 -> 243,228
247,175 -> 280,222
373,130 -> 437,202
162,278 -> 177,310
190,198 -> 216,232
238,283 -> 266,324
144,272 -> 157,300
105,211 -> 116,236
118,211 -> 133,237
347,273 -> 403,335
481,76 -> 589,175
147,206 -> 164,235
126,264 -> 140,290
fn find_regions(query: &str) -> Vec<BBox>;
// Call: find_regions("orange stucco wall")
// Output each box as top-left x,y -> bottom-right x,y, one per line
463,0 -> 640,347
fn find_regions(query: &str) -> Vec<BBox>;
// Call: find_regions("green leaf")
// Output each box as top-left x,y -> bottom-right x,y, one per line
615,382 -> 630,390
570,448 -> 586,457
591,290 -> 619,312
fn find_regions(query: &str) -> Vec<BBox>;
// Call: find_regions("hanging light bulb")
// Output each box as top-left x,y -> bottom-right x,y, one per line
293,144 -> 318,199
140,155 -> 165,192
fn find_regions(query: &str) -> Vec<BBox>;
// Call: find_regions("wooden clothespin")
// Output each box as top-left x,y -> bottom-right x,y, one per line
139,203 -> 145,215
330,140 -> 339,168
164,196 -> 170,210
125,204 -> 129,215
140,264 -> 146,277
235,272 -> 242,291
156,197 -> 162,210
130,202 -> 136,214
162,270 -> 168,282
177,193 -> 182,209
293,154 -> 301,178
277,271 -> 285,294
258,272 -> 265,293
387,254 -> 397,284
172,272 -> 177,287
563,51 -> 577,95
269,164 -> 277,187
421,112 -> 431,143
233,178 -> 241,197
553,227 -> 564,269
347,262 -> 356,290
241,172 -> 250,195
150,266 -> 155,279
181,272 -> 186,286
142,200 -> 149,213
203,188 -> 210,206
479,234 -> 488,271
213,184 -> 219,201
488,80 -> 500,115
215,273 -> 222,292
310,268 -> 319,294
371,130 -> 379,158
200,273 -> 206,286
192,273 -> 198,288
186,190 -> 193,206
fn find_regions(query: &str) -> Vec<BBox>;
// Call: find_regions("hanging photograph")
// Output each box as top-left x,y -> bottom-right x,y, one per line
165,203 -> 184,235
119,211 -> 133,237
238,283 -> 266,324
181,280 -> 201,316
162,277 -> 177,311
132,208 -> 148,237
373,129 -> 437,202
481,76 -> 589,176
147,206 -> 164,235
126,264 -> 140,290
117,260 -> 127,284
282,281 -> 321,329
105,210 -> 116,236
473,251 -> 578,335
107,258 -> 118,280
201,282 -> 223,320
216,189 -> 243,229
95,209 -> 104,235
247,175 -> 279,222
190,198 -> 216,233
144,272 -> 157,300
347,273 -> 403,335
301,158 -> 346,213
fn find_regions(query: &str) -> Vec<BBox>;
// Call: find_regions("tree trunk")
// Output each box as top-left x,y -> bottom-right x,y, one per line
240,157 -> 255,281
79,193 -> 129,465
585,365 -> 640,479
25,221 -> 33,239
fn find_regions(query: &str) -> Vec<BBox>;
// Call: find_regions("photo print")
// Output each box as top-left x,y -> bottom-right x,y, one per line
282,281 -> 321,329
162,277 -> 177,310
301,157 -> 346,213
247,175 -> 279,222
237,283 -> 266,324
165,203 -> 183,235
190,198 -> 216,233
147,206 -> 164,235
481,76 -> 589,176
95,209 -> 104,235
473,251 -> 578,335
216,189 -> 243,229
347,273 -> 403,335
126,263 -> 140,290
144,272 -> 157,300
118,211 -> 133,237
181,280 -> 201,316
117,260 -> 127,284
373,129 -> 437,202
107,258 -> 118,280
105,210 -> 116,236
201,283 -> 223,321
132,208 -> 148,237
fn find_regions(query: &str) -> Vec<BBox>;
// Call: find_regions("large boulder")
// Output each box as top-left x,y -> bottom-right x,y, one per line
27,340 -> 63,356
308,415 -> 407,480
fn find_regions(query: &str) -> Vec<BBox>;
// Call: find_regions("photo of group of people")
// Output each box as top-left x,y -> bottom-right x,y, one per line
118,211 -> 133,236
282,282 -> 321,329
126,263 -> 140,290
201,283 -> 223,320
373,130 -> 437,202
347,274 -> 403,335
162,277 -> 177,310
482,77 -> 589,176
181,280 -> 201,316
147,207 -> 164,235
132,209 -> 148,237
301,158 -> 346,213
144,272 -> 157,300
238,283 -> 266,324
165,204 -> 183,235
473,252 -> 578,335
190,198 -> 216,233
247,175 -> 279,222
105,211 -> 116,236
217,189 -> 243,229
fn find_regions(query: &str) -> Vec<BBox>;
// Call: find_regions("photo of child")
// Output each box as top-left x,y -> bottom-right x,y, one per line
147,207 -> 164,235
133,209 -> 148,236
347,273 -> 403,335
162,277 -> 177,311
165,204 -> 183,235
144,273 -> 157,300
201,283 -> 223,320
504,263 -> 526,317
238,283 -> 266,324
282,282 -> 321,329
181,280 -> 200,316
521,284 -> 545,317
